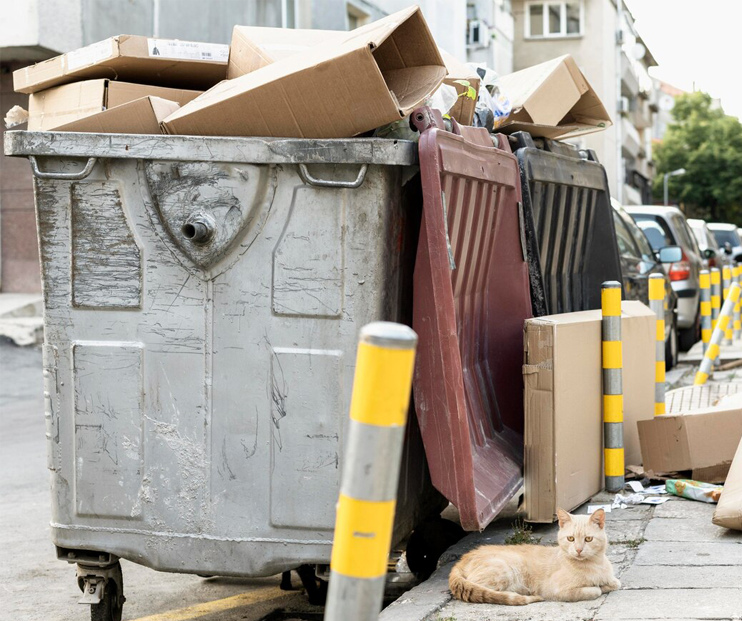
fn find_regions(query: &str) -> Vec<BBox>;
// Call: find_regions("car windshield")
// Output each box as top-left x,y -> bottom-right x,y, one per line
712,229 -> 740,249
633,215 -> 674,250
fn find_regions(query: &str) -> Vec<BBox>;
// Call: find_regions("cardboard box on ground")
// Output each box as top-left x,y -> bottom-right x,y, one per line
226,23 -> 480,126
713,436 -> 742,531
638,392 -> 742,483
523,302 -> 655,523
162,6 -> 447,138
28,80 -> 201,131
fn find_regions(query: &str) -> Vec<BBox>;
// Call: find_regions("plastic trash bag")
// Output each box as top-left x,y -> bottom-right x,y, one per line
666,479 -> 723,503
468,63 -> 512,131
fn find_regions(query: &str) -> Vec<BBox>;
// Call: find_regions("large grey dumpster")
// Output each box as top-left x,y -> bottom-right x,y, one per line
4,131 -> 443,616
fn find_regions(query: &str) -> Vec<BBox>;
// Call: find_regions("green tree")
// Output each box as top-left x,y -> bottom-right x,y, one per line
653,91 -> 742,222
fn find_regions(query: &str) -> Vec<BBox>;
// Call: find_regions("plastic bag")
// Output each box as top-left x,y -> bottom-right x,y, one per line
468,63 -> 512,131
666,479 -> 723,503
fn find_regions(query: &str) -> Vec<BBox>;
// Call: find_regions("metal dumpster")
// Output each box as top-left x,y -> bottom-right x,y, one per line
512,132 -> 622,317
4,130 -> 444,610
410,109 -> 532,532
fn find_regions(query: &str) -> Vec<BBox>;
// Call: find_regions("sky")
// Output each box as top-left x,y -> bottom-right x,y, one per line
625,0 -> 742,119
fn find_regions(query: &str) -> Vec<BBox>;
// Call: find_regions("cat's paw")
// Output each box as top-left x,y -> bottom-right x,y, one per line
601,579 -> 621,593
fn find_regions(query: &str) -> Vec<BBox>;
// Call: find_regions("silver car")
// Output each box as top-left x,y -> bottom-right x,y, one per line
687,218 -> 726,271
707,223 -> 742,263
627,206 -> 703,351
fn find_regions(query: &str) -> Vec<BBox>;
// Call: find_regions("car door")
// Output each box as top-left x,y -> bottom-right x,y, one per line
613,210 -> 647,301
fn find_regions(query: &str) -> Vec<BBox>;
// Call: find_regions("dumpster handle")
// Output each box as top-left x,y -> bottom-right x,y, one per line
298,163 -> 368,189
28,156 -> 97,181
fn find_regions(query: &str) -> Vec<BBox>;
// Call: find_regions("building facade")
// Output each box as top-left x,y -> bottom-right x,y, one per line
512,0 -> 658,205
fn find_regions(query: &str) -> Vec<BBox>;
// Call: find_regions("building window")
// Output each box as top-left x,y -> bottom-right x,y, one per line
347,3 -> 369,30
526,2 -> 583,38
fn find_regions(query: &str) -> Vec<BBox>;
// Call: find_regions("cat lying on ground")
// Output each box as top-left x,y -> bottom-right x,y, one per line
449,508 -> 620,605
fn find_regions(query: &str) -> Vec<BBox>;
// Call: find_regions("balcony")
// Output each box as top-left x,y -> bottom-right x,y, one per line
621,117 -> 642,159
621,51 -> 640,98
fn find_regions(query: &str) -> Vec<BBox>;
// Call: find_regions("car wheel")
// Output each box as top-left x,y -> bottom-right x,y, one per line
678,308 -> 700,352
666,317 -> 678,371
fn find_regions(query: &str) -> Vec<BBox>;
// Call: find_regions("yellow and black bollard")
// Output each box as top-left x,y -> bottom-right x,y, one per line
723,266 -> 733,345
711,267 -> 721,366
649,274 -> 666,416
695,283 -> 741,385
735,265 -> 742,341
699,270 -> 712,361
324,322 -> 417,621
601,281 -> 624,492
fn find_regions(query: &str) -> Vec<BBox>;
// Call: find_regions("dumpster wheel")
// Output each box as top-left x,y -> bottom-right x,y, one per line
91,578 -> 123,621
76,560 -> 125,621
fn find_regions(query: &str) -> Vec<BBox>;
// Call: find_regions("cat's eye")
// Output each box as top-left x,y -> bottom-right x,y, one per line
585,536 -> 593,542
567,536 -> 574,541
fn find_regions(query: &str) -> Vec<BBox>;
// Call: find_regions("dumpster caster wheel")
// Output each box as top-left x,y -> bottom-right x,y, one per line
296,565 -> 327,605
280,570 -> 293,590
77,561 -> 125,621
90,579 -> 124,621
406,518 -> 466,581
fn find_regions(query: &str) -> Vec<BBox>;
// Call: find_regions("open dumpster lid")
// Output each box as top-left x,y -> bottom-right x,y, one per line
411,108 -> 532,531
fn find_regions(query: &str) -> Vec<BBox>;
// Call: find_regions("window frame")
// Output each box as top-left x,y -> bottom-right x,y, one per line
525,1 -> 584,39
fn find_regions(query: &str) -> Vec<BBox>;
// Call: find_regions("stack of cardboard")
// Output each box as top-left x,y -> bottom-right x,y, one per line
14,35 -> 229,134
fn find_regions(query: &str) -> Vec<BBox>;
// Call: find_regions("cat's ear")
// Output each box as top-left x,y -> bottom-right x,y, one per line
590,508 -> 606,529
556,508 -> 571,527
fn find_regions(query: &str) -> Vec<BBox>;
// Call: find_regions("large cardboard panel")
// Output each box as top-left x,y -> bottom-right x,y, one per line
14,35 -> 228,94
28,80 -> 201,131
163,7 -> 446,138
524,302 -> 654,522
54,97 -> 179,134
638,400 -> 742,482
713,437 -> 742,530
227,24 -> 478,125
498,54 -> 611,139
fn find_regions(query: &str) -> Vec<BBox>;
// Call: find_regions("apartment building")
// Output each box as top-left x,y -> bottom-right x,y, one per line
511,0 -> 658,204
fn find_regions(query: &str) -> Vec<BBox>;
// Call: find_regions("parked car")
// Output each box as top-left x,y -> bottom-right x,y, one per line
627,206 -> 703,351
707,223 -> 742,263
687,218 -> 725,269
613,201 -> 680,368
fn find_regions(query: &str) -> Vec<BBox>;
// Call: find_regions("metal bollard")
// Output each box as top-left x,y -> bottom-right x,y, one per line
723,266 -> 733,345
695,282 -> 741,385
735,265 -> 742,341
699,270 -> 712,359
324,322 -> 417,621
601,281 -> 624,492
711,267 -> 721,366
649,274 -> 666,416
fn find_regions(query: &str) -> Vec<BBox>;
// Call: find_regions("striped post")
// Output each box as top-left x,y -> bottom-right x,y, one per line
324,322 -> 417,621
695,282 -> 741,385
723,266 -> 733,345
734,265 -> 742,341
601,281 -> 624,492
699,270 -> 712,359
649,274 -> 666,416
711,267 -> 721,366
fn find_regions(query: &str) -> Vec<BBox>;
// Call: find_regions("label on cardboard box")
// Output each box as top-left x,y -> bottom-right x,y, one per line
66,39 -> 114,71
147,39 -> 228,62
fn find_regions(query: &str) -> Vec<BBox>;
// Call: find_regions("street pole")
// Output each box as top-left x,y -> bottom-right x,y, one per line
663,172 -> 669,206
663,168 -> 686,206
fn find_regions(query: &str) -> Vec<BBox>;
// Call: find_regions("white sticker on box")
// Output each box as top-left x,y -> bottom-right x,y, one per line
147,39 -> 228,62
66,39 -> 114,71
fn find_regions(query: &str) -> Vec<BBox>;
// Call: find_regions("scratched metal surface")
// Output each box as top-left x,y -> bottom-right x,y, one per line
15,131 -> 442,578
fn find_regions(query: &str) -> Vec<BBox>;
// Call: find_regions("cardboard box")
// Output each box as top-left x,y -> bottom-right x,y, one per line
28,79 -> 201,131
162,6 -> 446,139
14,35 -> 228,94
713,437 -> 742,531
523,302 -> 654,523
497,55 -> 611,140
227,25 -> 479,125
54,97 -> 179,134
638,395 -> 742,483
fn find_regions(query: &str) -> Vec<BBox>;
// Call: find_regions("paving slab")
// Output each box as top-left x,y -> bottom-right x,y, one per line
621,564 -> 742,589
654,499 -> 718,519
635,541 -> 742,566
595,588 -> 742,619
644,517 -> 742,542
431,595 -> 603,621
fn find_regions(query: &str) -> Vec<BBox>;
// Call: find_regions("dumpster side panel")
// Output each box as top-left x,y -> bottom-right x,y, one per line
24,141 -> 442,577
414,125 -> 530,531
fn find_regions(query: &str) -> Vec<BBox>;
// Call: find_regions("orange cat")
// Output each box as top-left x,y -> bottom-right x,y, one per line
449,508 -> 620,605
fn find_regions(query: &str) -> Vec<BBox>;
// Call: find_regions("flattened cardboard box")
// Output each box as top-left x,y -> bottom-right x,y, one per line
227,24 -> 480,125
14,35 -> 228,94
498,54 -> 611,140
55,97 -> 179,134
638,396 -> 742,483
713,437 -> 742,530
523,302 -> 654,523
163,6 -> 446,138
28,79 -> 201,131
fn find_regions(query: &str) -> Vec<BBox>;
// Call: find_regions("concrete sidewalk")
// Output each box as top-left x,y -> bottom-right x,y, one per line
381,492 -> 742,621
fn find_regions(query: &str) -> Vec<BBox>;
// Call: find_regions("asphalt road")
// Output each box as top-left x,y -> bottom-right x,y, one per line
0,342 -> 322,621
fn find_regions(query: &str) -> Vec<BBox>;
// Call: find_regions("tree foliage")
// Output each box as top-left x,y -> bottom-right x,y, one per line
653,91 -> 742,222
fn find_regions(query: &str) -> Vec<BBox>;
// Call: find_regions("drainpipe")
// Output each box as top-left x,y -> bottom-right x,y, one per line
615,0 -> 624,204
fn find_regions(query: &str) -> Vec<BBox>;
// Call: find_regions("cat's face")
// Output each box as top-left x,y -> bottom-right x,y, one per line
556,508 -> 608,561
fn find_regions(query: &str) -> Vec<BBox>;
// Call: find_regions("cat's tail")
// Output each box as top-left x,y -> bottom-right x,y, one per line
448,563 -> 543,606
